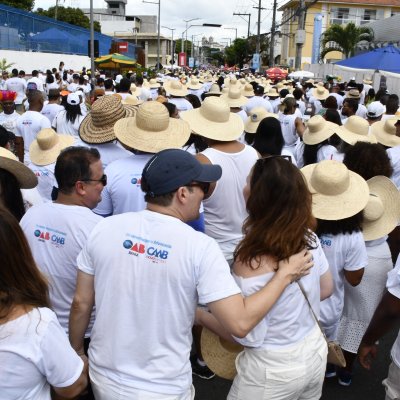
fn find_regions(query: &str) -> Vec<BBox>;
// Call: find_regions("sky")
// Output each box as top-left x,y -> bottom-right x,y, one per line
33,0 -> 284,43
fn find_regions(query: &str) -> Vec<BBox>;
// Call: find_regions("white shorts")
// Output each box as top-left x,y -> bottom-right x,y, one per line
383,361 -> 400,400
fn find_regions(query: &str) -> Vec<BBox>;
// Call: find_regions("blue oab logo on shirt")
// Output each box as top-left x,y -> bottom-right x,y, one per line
122,235 -> 171,263
131,176 -> 142,186
320,236 -> 332,248
34,226 -> 66,247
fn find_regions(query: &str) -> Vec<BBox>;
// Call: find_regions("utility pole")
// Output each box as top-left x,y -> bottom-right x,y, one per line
233,13 -> 251,38
269,0 -> 278,67
253,0 -> 266,72
295,0 -> 306,69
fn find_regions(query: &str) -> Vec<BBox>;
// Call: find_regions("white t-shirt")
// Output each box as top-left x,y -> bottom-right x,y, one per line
243,96 -> 273,114
330,92 -> 344,108
20,203 -> 102,335
188,88 -> 204,101
52,110 -> 85,137
138,87 -> 152,101
27,77 -> 45,92
15,111 -> 51,162
168,97 -> 193,112
0,307 -> 83,400
387,145 -> 400,190
0,111 -> 19,134
295,142 -> 344,168
6,77 -> 27,104
93,153 -> 152,216
234,235 -> 329,348
45,81 -> 60,94
279,112 -> 299,148
27,162 -> 56,201
319,232 -> 367,338
356,104 -> 368,119
77,210 -> 241,394
67,82 -> 79,93
41,103 -> 64,123
387,258 -> 400,367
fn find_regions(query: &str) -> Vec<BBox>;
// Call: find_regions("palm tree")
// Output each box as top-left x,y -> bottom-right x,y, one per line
320,22 -> 373,60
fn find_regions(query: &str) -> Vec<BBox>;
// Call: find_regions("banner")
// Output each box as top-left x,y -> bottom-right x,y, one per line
311,15 -> 323,64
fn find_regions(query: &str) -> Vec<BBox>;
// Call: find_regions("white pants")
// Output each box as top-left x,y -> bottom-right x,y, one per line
383,362 -> 400,400
90,369 -> 195,400
227,325 -> 327,400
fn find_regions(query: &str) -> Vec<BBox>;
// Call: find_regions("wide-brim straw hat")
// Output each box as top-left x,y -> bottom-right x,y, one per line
122,95 -> 144,106
224,77 -> 242,89
301,160 -> 369,220
245,107 -> 279,133
114,101 -> 191,153
187,78 -> 203,90
204,83 -> 222,96
336,115 -> 377,145
242,83 -> 255,97
266,87 -> 279,97
362,176 -> 400,241
312,83 -> 329,100
180,96 -> 244,141
370,117 -> 400,147
363,76 -> 373,85
165,80 -> 188,97
130,84 -> 142,97
29,128 -> 74,166
201,328 -> 243,380
79,95 -> 136,144
221,87 -> 249,108
346,89 -> 361,99
303,115 -> 337,145
148,78 -> 161,88
0,147 -> 37,188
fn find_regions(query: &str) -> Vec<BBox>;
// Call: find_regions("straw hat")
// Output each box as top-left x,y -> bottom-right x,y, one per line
221,87 -> 248,108
244,107 -> 279,133
148,78 -> 161,89
346,89 -> 361,99
312,83 -> 329,101
0,147 -> 37,188
165,80 -> 188,97
204,83 -> 222,96
362,176 -> 400,241
242,83 -> 255,97
121,95 -> 144,106
336,116 -> 378,145
303,115 -> 337,145
29,128 -> 74,166
266,87 -> 279,97
201,328 -> 243,380
130,84 -> 142,97
301,160 -> 369,220
370,117 -> 400,147
180,96 -> 244,141
187,77 -> 203,90
224,77 -> 241,88
114,101 -> 191,153
363,76 -> 373,85
79,95 -> 136,144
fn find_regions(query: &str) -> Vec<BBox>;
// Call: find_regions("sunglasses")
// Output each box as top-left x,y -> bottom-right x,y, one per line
256,154 -> 292,164
187,182 -> 210,196
81,174 -> 107,186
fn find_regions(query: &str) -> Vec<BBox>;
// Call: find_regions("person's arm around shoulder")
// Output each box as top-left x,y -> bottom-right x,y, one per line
207,250 -> 313,338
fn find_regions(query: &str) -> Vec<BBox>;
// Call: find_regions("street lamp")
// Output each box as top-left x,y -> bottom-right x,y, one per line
222,37 -> 232,46
224,27 -> 238,40
162,26 -> 175,66
143,0 -> 161,70
183,18 -> 200,54
191,33 -> 202,65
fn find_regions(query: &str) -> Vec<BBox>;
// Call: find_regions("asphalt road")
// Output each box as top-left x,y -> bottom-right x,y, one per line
193,326 -> 399,400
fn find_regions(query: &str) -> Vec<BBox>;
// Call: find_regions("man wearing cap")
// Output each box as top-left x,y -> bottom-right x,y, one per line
27,70 -> 45,93
6,68 -> 27,113
346,89 -> 367,119
69,148 -> 313,400
41,88 -> 64,123
366,102 -> 385,125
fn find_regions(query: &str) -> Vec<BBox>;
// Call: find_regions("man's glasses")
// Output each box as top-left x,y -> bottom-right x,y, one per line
81,174 -> 107,186
187,182 -> 210,196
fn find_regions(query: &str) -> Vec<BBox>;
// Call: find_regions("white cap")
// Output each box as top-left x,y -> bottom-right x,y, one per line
67,92 -> 80,105
115,74 -> 123,83
367,102 -> 385,118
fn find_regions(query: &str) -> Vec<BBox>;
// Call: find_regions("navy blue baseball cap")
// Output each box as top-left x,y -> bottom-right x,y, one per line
141,149 -> 222,197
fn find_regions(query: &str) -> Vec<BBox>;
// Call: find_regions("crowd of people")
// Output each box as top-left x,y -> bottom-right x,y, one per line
1,63 -> 400,400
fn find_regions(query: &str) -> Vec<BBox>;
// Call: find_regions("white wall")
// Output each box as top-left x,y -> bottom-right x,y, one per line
1,50 -> 91,73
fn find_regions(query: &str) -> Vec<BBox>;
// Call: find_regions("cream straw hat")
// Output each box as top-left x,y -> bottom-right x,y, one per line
79,95 -> 136,144
201,328 -> 243,380
221,87 -> 249,108
363,76 -> 373,85
0,147 -> 37,188
301,160 -> 369,220
187,77 -> 203,90
242,83 -> 255,97
244,107 -> 279,133
336,116 -> 377,145
121,95 -> 144,106
165,80 -> 188,97
370,117 -> 400,147
362,176 -> 400,241
311,82 -> 329,101
148,78 -> 161,89
114,101 -> 190,153
303,115 -> 337,145
204,83 -> 222,96
266,87 -> 279,97
29,128 -> 74,166
346,89 -> 361,99
180,96 -> 244,141
130,84 -> 142,97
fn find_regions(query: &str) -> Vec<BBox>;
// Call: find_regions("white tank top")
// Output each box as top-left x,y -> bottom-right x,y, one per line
279,112 -> 298,147
201,145 -> 259,260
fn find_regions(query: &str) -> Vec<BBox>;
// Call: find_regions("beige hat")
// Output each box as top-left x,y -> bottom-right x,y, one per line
266,87 -> 279,97
79,95 -> 136,144
305,79 -> 315,85
148,78 -> 161,89
114,101 -> 190,153
301,160 -> 369,220
29,128 -> 74,166
336,115 -> 378,145
130,84 -> 142,97
165,80 -> 188,97
303,115 -> 337,145
244,107 -> 279,133
201,328 -> 243,380
224,77 -> 241,88
221,87 -> 249,108
346,89 -> 361,99
312,83 -> 329,101
370,117 -> 400,147
204,83 -> 222,96
363,76 -> 373,85
242,83 -> 255,97
362,176 -> 400,240
180,96 -> 244,141
121,95 -> 144,106
187,77 -> 203,90
0,147 -> 37,188
221,87 -> 229,95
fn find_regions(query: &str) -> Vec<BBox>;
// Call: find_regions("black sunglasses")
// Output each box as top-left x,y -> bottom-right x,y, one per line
81,174 -> 107,186
257,154 -> 292,164
187,182 -> 210,195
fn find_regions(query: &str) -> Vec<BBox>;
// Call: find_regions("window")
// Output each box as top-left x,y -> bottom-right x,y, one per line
337,8 -> 349,19
363,9 -> 377,21
330,8 -> 350,25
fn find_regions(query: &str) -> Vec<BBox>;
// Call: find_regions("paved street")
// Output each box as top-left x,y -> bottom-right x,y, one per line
193,326 -> 399,399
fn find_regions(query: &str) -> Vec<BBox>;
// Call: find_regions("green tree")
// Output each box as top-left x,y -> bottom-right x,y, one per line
0,58 -> 15,72
174,39 -> 193,57
2,0 -> 34,11
320,22 -> 373,60
36,6 -> 101,32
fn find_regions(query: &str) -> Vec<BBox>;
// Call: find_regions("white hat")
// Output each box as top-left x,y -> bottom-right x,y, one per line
367,102 -> 385,119
244,107 -> 278,134
115,74 -> 123,84
303,115 -> 337,145
370,117 -> 400,147
242,83 -> 255,97
220,87 -> 248,108
336,116 -> 377,145
187,77 -> 203,90
311,82 -> 329,101
165,80 -> 188,97
67,92 -> 80,106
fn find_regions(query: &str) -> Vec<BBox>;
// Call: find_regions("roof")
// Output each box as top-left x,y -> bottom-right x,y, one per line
278,0 -> 400,11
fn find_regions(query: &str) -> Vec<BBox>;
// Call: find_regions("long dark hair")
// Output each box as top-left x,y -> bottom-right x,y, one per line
252,117 -> 284,156
0,208 -> 50,320
316,212 -> 363,236
303,140 -> 329,166
65,102 -> 82,124
0,169 -> 25,221
234,157 -> 316,267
